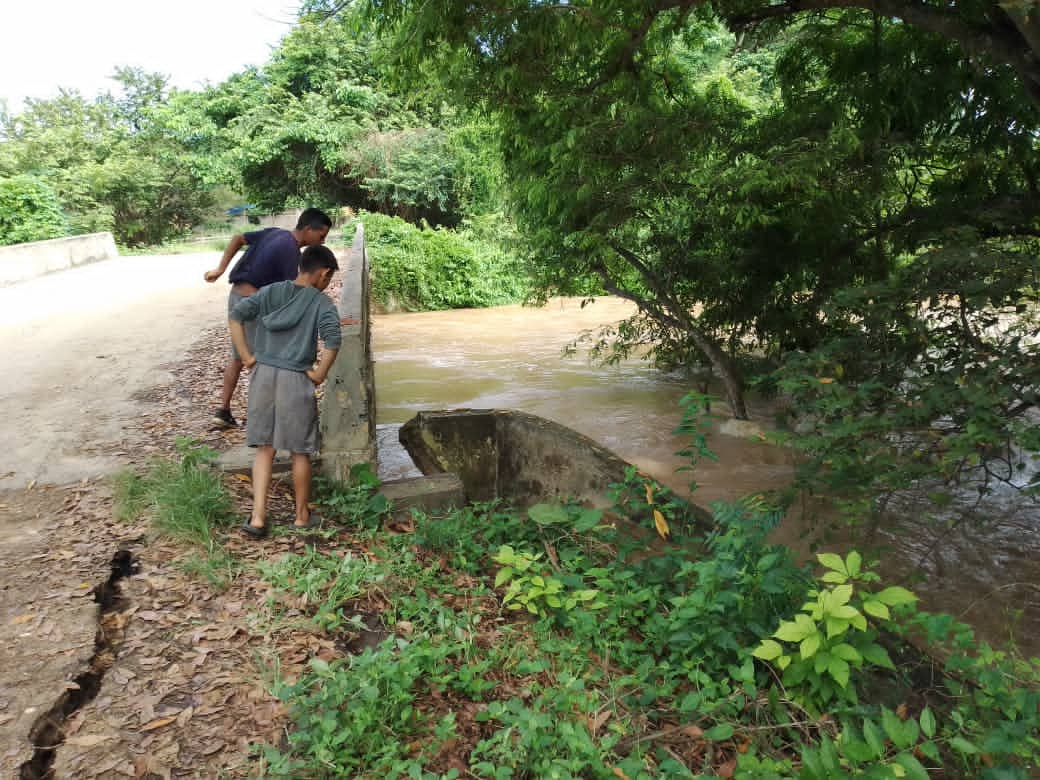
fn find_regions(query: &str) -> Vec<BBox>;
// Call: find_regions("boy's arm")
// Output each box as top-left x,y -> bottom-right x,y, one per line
306,348 -> 339,385
204,234 -> 247,282
307,301 -> 343,384
229,320 -> 256,369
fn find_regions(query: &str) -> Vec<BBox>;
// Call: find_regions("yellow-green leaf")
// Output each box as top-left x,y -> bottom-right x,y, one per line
863,600 -> 890,620
828,656 -> 850,687
831,584 -> 854,606
845,551 -> 862,577
800,632 -> 821,660
753,640 -> 783,661
817,552 -> 847,574
875,586 -> 918,606
831,643 -> 862,664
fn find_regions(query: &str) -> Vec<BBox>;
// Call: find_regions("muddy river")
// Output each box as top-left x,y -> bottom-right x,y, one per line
372,297 -> 1040,656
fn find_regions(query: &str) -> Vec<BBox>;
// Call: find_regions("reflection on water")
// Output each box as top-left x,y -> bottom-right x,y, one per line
374,297 -> 1040,655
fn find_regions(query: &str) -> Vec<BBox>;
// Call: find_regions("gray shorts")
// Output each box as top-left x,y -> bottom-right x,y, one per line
228,290 -> 258,361
246,363 -> 319,454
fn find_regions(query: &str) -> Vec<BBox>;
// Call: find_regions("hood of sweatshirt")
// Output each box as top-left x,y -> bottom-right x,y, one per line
261,284 -> 321,332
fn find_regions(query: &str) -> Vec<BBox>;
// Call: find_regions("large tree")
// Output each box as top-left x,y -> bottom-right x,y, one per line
0,71 -> 214,245
356,0 -> 1040,424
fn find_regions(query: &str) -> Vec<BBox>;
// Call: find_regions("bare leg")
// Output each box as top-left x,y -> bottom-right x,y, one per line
219,358 -> 244,410
251,446 -> 275,529
291,452 -> 312,526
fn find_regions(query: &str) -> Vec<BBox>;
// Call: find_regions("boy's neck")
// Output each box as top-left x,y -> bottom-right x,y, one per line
293,271 -> 323,288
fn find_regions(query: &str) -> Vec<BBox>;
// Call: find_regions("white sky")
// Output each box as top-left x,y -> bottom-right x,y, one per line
0,0 -> 300,110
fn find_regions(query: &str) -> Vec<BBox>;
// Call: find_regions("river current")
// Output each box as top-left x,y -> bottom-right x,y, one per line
372,297 -> 1040,656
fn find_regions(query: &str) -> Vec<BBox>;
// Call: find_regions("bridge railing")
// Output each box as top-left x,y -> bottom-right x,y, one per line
319,223 -> 377,479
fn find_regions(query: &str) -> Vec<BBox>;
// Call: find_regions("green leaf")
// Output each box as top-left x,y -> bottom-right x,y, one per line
774,616 -> 813,643
875,586 -> 918,606
703,723 -> 735,741
863,718 -> 885,756
528,503 -> 569,525
918,740 -> 940,761
817,552 -> 847,574
827,656 -> 850,687
881,708 -> 913,747
494,567 -> 514,587
831,642 -> 862,664
919,707 -> 935,738
831,604 -> 860,620
753,640 -> 783,661
800,632 -> 822,659
845,551 -> 862,577
825,617 -> 850,639
863,599 -> 891,620
572,508 -> 603,532
860,643 -> 895,669
949,736 -> 979,754
830,583 -> 854,606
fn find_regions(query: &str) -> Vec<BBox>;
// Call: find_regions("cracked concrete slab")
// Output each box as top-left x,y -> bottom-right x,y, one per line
0,252 -> 232,775
0,488 -> 100,773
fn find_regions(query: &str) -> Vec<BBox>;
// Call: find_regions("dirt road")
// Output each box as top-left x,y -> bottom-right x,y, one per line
0,252 -> 230,774
0,252 -> 230,489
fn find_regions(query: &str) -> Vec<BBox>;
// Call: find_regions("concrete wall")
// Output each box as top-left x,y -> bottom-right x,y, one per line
0,233 -> 118,286
319,224 -> 378,480
399,409 -> 636,508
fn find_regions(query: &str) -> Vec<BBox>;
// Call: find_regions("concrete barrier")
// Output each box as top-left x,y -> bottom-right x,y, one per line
319,224 -> 378,480
0,233 -> 119,286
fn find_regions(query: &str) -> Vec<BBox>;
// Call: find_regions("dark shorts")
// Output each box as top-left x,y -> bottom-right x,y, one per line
228,290 -> 258,361
246,364 -> 319,454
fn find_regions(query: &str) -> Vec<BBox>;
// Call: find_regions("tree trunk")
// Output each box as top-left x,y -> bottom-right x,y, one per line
597,248 -> 751,420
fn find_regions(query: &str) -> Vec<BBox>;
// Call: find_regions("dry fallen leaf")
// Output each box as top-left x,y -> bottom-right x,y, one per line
653,508 -> 670,538
140,714 -> 179,731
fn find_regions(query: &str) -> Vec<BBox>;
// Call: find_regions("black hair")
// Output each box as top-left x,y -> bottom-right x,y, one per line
296,207 -> 333,231
300,244 -> 339,273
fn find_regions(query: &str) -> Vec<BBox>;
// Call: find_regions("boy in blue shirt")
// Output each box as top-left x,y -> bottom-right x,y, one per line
228,244 -> 344,537
204,208 -> 334,428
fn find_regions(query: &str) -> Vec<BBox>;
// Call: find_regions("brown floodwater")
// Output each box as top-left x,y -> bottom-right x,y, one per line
373,297 -> 1040,656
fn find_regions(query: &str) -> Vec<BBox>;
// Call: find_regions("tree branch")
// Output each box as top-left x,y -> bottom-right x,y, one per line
725,0 -> 1040,104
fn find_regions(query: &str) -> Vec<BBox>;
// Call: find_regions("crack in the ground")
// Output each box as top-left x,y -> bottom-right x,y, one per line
19,550 -> 138,780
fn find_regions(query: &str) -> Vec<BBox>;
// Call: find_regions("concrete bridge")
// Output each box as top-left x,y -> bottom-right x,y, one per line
316,223 -> 464,516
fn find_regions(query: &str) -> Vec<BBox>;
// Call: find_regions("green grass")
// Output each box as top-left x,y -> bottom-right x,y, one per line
111,437 -> 238,587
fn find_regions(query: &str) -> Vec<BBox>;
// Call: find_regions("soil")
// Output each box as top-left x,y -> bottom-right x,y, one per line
0,252 -> 304,778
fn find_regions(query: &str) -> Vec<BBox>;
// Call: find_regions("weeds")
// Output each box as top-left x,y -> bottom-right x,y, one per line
112,437 -> 236,586
246,405 -> 1040,777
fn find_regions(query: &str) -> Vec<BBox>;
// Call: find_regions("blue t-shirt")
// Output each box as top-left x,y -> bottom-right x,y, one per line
227,228 -> 301,288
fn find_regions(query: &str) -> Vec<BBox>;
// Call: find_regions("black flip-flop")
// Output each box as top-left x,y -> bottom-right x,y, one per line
292,513 -> 323,531
240,522 -> 268,539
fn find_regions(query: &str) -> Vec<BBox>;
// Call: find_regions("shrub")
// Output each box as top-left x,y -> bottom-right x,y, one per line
0,174 -> 68,245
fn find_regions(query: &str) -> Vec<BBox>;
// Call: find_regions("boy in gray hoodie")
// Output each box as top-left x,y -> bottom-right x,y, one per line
229,244 -> 344,537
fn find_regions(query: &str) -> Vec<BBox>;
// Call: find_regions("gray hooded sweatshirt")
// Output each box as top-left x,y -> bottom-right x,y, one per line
230,281 -> 342,372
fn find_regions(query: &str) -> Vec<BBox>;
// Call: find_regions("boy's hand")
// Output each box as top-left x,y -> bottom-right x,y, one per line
204,269 -> 222,283
242,355 -> 257,370
306,368 -> 326,385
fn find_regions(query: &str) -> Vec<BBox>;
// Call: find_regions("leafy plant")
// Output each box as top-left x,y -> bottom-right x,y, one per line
0,174 -> 68,245
111,437 -> 236,587
754,552 -> 916,706
492,544 -> 602,616
315,463 -> 390,530
258,548 -> 384,633
263,642 -> 462,778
